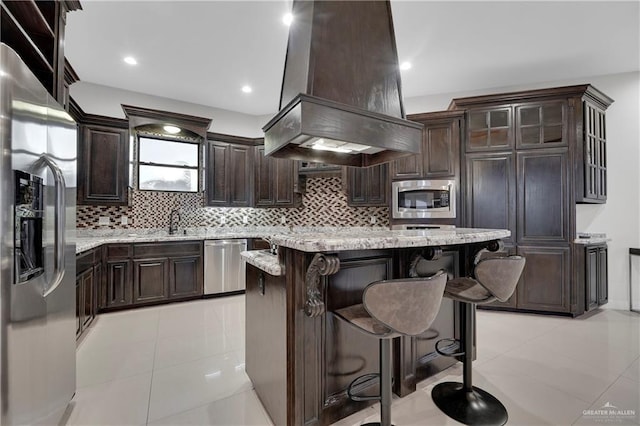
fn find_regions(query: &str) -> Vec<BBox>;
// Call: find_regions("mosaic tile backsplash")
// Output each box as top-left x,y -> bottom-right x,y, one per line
76,177 -> 390,229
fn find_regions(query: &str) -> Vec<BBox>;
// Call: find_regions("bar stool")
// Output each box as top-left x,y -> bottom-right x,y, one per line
432,251 -> 525,426
333,271 -> 448,426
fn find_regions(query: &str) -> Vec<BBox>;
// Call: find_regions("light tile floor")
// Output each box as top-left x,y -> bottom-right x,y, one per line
65,296 -> 639,425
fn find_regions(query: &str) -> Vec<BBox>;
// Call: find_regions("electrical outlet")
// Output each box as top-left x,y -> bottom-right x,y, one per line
98,216 -> 110,226
242,215 -> 249,224
370,215 -> 377,225
220,216 -> 226,225
121,216 -> 128,225
280,215 -> 286,225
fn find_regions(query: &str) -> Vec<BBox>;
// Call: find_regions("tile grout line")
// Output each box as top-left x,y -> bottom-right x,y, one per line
145,314 -> 161,425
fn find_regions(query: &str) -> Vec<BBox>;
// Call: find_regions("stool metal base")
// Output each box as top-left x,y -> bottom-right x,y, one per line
432,381 -> 508,426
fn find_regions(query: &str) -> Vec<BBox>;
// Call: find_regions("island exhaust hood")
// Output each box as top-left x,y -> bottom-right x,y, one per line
262,0 -> 422,167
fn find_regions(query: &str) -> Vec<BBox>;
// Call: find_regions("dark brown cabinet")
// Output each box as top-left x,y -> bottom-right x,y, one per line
78,124 -> 129,205
105,259 -> 132,309
392,111 -> 463,181
169,256 -> 203,298
579,100 -> 608,202
465,152 -> 516,246
466,106 -> 512,151
516,246 -> 571,313
452,84 -> 612,316
254,146 -> 301,208
133,258 -> 169,303
580,244 -> 608,312
1,1 -> 81,103
515,100 -> 567,149
206,141 -> 253,207
516,149 -> 569,244
76,247 -> 102,339
345,164 -> 388,207
101,241 -> 203,311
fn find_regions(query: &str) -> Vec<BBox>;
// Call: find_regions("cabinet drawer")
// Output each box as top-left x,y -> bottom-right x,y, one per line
77,250 -> 96,273
106,244 -> 132,259
133,241 -> 202,258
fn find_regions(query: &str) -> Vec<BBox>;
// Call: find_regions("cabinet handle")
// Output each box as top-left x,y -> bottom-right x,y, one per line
258,273 -> 265,296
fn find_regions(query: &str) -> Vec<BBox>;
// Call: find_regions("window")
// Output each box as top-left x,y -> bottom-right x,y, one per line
138,136 -> 200,192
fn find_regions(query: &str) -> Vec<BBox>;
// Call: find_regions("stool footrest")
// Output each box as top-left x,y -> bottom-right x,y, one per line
347,373 -> 380,402
435,338 -> 464,357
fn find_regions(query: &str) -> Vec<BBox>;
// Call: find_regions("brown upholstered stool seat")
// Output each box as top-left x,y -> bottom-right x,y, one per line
432,253 -> 526,426
333,271 -> 448,426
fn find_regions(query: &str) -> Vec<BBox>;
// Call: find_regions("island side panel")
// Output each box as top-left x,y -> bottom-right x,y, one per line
246,264 -> 288,426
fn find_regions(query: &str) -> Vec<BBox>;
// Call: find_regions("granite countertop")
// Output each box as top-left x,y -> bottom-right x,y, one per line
269,228 -> 510,252
240,250 -> 283,276
574,233 -> 610,245
74,226 -> 389,254
74,227 -> 291,254
75,227 -> 510,255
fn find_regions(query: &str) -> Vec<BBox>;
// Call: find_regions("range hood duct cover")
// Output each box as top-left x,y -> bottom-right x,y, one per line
263,0 -> 422,167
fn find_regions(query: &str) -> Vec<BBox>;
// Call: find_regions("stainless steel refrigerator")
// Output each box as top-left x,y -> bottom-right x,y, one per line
1,43 -> 77,425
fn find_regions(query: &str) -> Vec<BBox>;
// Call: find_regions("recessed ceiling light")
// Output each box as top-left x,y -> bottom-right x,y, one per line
400,61 -> 412,71
163,125 -> 181,134
124,56 -> 137,65
241,85 -> 252,94
282,13 -> 293,26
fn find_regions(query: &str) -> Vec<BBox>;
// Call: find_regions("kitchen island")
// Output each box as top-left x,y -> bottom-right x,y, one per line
241,228 -> 510,426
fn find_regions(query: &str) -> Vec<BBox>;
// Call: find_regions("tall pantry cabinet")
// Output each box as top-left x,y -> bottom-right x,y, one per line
451,85 -> 613,316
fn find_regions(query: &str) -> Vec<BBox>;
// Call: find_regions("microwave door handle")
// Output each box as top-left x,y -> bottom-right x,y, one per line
35,155 -> 66,298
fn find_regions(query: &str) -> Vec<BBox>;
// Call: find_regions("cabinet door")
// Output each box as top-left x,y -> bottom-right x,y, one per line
169,256 -> 203,298
583,101 -> 607,201
516,149 -> 569,244
105,260 -> 132,308
466,107 -> 512,151
75,275 -> 82,337
465,152 -> 516,245
274,158 -> 295,206
423,120 -> 459,178
254,147 -> 299,207
585,247 -> 599,311
229,145 -> 253,206
206,142 -> 253,207
82,268 -> 95,329
516,246 -> 571,313
346,164 -> 388,207
78,125 -> 129,205
254,146 -> 274,206
597,247 -> 608,305
391,154 -> 422,180
133,258 -> 169,304
515,101 -> 567,149
206,142 -> 229,205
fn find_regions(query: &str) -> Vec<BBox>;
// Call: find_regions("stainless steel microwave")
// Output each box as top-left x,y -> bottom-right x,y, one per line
392,179 -> 456,219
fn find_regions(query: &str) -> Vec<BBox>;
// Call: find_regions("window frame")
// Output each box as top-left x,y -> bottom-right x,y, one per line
136,134 -> 202,193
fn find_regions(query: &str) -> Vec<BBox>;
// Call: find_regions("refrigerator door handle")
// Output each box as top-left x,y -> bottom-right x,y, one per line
34,154 -> 66,297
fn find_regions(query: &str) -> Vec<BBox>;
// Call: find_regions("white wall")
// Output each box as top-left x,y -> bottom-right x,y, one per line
70,82 -> 264,138
405,71 -> 640,310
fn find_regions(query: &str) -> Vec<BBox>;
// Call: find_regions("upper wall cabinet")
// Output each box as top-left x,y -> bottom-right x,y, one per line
391,111 -> 464,181
78,122 -> 129,205
206,139 -> 253,207
1,0 -> 81,103
466,107 -> 512,151
451,84 -> 613,204
515,100 -> 567,149
345,164 -> 388,207
254,145 -> 302,208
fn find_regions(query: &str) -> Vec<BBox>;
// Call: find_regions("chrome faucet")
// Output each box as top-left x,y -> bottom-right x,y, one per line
168,208 -> 181,235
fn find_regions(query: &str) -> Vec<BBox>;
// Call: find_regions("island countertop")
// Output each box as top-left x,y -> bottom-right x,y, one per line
268,227 -> 510,252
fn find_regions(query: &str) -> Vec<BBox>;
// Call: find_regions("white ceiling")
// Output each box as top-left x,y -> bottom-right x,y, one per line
65,1 -> 640,117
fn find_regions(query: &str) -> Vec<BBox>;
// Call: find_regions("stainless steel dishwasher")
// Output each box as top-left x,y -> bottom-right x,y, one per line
204,239 -> 247,295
